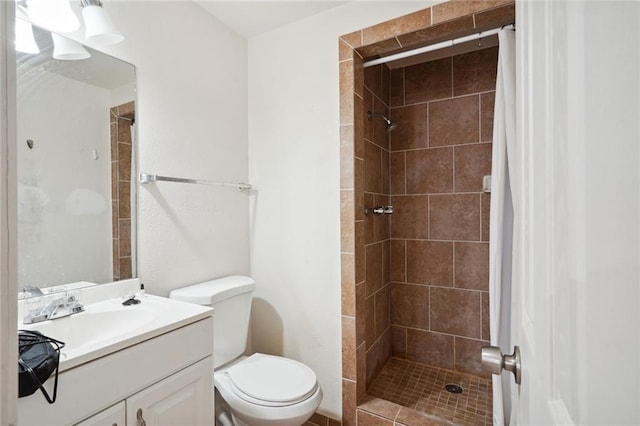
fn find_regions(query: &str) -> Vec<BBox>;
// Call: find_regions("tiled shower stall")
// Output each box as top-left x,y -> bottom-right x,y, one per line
339,1 -> 514,425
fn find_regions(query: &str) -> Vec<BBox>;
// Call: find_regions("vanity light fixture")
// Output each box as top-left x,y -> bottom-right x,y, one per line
15,6 -> 39,54
52,33 -> 91,60
81,0 -> 124,45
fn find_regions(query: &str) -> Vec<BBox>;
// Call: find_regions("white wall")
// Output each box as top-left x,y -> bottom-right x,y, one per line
248,1 -> 435,418
17,69 -> 112,287
64,1 -> 250,296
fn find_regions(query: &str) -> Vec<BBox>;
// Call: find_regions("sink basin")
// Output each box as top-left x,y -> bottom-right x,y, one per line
19,294 -> 212,371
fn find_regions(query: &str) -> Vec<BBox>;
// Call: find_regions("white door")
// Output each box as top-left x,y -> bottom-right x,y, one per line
126,358 -> 213,426
512,0 -> 640,424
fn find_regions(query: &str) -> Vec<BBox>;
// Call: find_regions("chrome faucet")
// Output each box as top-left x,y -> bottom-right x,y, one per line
23,294 -> 85,324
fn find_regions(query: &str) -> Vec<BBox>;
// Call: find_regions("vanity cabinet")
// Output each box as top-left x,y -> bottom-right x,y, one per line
75,402 -> 125,426
75,358 -> 211,426
19,316 -> 214,426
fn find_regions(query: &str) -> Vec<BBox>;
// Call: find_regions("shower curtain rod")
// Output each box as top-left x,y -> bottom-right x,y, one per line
139,173 -> 252,191
363,24 -> 515,68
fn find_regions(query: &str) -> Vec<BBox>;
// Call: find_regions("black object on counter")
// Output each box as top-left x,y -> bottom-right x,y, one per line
18,330 -> 65,403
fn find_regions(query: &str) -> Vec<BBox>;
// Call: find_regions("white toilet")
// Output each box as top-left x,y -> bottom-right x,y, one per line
169,275 -> 322,426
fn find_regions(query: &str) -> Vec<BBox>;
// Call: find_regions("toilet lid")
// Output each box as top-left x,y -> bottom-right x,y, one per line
226,353 -> 318,405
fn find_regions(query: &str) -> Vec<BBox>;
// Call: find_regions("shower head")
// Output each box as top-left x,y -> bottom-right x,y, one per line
367,111 -> 398,132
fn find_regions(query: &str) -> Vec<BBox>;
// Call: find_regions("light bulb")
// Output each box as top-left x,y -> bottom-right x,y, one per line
82,4 -> 124,45
15,18 -> 39,54
52,33 -> 91,60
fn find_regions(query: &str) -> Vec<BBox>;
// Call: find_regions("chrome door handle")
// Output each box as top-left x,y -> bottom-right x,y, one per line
481,345 -> 521,384
137,408 -> 147,426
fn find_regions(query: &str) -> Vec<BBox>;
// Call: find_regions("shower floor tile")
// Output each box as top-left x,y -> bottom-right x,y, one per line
366,358 -> 492,426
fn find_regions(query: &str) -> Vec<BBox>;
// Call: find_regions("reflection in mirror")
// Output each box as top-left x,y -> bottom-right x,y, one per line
16,26 -> 136,298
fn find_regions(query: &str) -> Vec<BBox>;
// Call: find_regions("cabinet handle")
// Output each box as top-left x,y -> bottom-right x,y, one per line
137,408 -> 147,426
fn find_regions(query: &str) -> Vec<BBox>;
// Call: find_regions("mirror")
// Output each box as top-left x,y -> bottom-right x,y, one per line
16,25 -> 136,298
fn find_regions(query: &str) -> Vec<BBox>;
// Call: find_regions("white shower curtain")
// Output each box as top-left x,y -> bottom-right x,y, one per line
489,28 -> 517,426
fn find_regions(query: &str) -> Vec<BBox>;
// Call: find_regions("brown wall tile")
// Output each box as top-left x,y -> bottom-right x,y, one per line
429,194 -> 480,241
341,254 -> 356,316
374,195 -> 390,242
454,143 -> 492,193
390,104 -> 428,151
342,316 -> 357,380
455,242 -> 489,290
356,284 -> 367,346
358,396 -> 402,421
406,147 -> 454,194
339,61 -> 355,125
429,95 -> 479,147
406,329 -> 454,368
341,190 -> 355,252
365,295 -> 375,349
372,98 -> 390,149
375,285 -> 391,338
396,407 -> 454,426
391,282 -> 429,329
390,151 -> 406,195
382,240 -> 390,285
342,379 -> 357,426
365,243 -> 383,296
119,257 -> 132,279
365,141 -> 383,193
390,195 -> 428,239
364,193 -> 375,244
453,46 -> 498,96
362,8 -> 432,45
406,240 -> 453,286
340,125 -> 354,189
355,158 -> 364,221
473,3 -> 516,31
365,65 -> 383,101
118,182 -> 131,219
390,240 -> 406,282
365,328 -> 392,385
357,38 -> 402,60
481,193 -> 490,241
118,220 -> 131,257
405,57 -> 452,104
391,325 -> 407,358
398,16 -> 475,49
381,65 -> 390,106
432,0 -> 512,25
117,143 -> 131,181
341,30 -> 363,48
480,91 -> 496,142
339,39 -> 353,62
117,117 -> 131,143
357,342 -> 367,401
364,90 -> 374,142
390,68 -> 404,108
381,149 -> 390,194
356,411 -> 393,426
482,291 -> 490,340
355,222 -> 366,283
355,95 -> 365,158
430,287 -> 481,338
455,337 -> 490,376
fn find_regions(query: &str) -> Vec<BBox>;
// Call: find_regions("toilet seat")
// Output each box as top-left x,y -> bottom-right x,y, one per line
225,353 -> 318,407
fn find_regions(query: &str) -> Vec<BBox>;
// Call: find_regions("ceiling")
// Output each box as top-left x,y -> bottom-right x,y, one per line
192,1 -> 348,38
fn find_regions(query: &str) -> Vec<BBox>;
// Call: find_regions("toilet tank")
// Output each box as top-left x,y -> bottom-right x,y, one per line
169,275 -> 255,369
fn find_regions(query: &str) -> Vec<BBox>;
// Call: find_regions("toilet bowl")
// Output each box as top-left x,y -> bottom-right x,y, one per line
215,354 -> 323,426
169,276 -> 322,426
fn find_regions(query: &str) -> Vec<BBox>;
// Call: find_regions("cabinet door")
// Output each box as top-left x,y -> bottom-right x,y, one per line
126,357 -> 213,426
74,401 -> 126,426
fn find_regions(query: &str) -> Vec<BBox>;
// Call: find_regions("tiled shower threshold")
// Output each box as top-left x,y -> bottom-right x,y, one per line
357,358 -> 492,425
